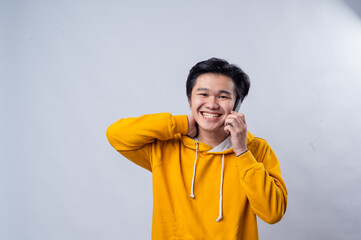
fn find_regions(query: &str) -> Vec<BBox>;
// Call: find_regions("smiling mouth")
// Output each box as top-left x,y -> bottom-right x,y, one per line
201,112 -> 222,118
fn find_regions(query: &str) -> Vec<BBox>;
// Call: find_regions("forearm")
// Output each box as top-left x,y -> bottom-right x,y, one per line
106,113 -> 188,151
236,151 -> 288,224
106,113 -> 188,171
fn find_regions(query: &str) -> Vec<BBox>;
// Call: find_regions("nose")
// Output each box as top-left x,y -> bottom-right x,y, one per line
205,96 -> 220,109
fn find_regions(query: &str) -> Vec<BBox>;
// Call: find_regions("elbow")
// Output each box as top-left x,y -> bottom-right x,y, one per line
262,210 -> 285,224
106,124 -> 117,147
106,125 -> 113,142
258,197 -> 287,224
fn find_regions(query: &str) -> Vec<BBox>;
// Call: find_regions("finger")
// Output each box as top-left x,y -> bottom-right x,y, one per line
230,111 -> 246,125
224,126 -> 230,135
238,113 -> 246,124
225,114 -> 247,135
224,119 -> 238,130
225,122 -> 233,127
225,115 -> 242,128
224,120 -> 238,135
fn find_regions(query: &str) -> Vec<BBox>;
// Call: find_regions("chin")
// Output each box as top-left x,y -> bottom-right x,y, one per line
198,122 -> 224,133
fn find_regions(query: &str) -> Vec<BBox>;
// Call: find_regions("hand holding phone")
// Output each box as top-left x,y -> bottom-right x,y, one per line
224,111 -> 248,156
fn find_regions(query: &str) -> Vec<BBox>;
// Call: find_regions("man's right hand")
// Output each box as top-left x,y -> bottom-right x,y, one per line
187,114 -> 197,138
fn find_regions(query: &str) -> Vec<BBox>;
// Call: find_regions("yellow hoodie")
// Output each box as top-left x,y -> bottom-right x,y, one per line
106,113 -> 287,240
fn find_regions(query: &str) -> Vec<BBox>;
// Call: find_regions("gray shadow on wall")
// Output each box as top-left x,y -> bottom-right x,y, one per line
344,0 -> 361,18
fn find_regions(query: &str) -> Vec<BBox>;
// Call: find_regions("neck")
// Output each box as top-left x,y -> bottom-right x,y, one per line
197,128 -> 228,148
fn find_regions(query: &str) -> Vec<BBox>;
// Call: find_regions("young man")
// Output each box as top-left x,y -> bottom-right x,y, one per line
106,58 -> 287,240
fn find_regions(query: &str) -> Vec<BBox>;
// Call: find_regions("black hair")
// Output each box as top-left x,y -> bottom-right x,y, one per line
186,57 -> 250,111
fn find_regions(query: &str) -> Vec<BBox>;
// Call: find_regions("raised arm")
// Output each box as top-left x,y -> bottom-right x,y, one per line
106,113 -> 188,171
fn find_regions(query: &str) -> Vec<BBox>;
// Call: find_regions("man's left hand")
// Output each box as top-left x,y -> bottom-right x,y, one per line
224,111 -> 248,156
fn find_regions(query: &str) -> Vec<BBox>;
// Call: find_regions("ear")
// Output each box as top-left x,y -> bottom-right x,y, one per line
188,98 -> 192,108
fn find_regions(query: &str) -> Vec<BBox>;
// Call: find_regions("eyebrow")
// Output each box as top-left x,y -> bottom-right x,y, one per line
196,88 -> 232,95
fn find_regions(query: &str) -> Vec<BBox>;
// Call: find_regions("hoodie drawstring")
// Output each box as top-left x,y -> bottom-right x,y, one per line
216,154 -> 225,222
190,142 -> 199,198
189,143 -> 225,222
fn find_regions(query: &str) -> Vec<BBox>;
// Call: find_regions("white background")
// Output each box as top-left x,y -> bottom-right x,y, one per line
1,0 -> 361,239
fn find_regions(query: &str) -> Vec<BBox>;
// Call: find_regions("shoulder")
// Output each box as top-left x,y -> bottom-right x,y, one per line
249,136 -> 269,148
248,136 -> 273,160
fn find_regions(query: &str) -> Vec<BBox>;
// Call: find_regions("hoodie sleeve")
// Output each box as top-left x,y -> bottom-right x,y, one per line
106,113 -> 188,171
235,138 -> 288,224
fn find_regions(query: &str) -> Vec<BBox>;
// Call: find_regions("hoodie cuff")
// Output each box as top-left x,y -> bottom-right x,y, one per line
235,150 -> 259,173
172,115 -> 189,135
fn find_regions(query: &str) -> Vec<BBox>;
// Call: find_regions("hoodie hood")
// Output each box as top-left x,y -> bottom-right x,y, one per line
182,131 -> 255,153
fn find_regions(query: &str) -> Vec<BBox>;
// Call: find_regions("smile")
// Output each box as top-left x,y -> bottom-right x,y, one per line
201,112 -> 222,118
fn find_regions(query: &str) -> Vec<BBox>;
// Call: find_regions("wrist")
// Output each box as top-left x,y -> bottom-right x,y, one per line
173,115 -> 189,135
235,148 -> 248,157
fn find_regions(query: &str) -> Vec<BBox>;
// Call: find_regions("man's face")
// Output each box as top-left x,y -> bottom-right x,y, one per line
189,73 -> 236,135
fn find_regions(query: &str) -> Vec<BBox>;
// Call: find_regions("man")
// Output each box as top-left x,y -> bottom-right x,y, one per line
106,58 -> 287,240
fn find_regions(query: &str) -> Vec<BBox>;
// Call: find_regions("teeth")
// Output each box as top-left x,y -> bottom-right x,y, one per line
202,112 -> 220,118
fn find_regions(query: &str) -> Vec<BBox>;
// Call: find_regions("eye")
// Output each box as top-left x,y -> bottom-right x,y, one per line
198,93 -> 208,97
219,95 -> 229,99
